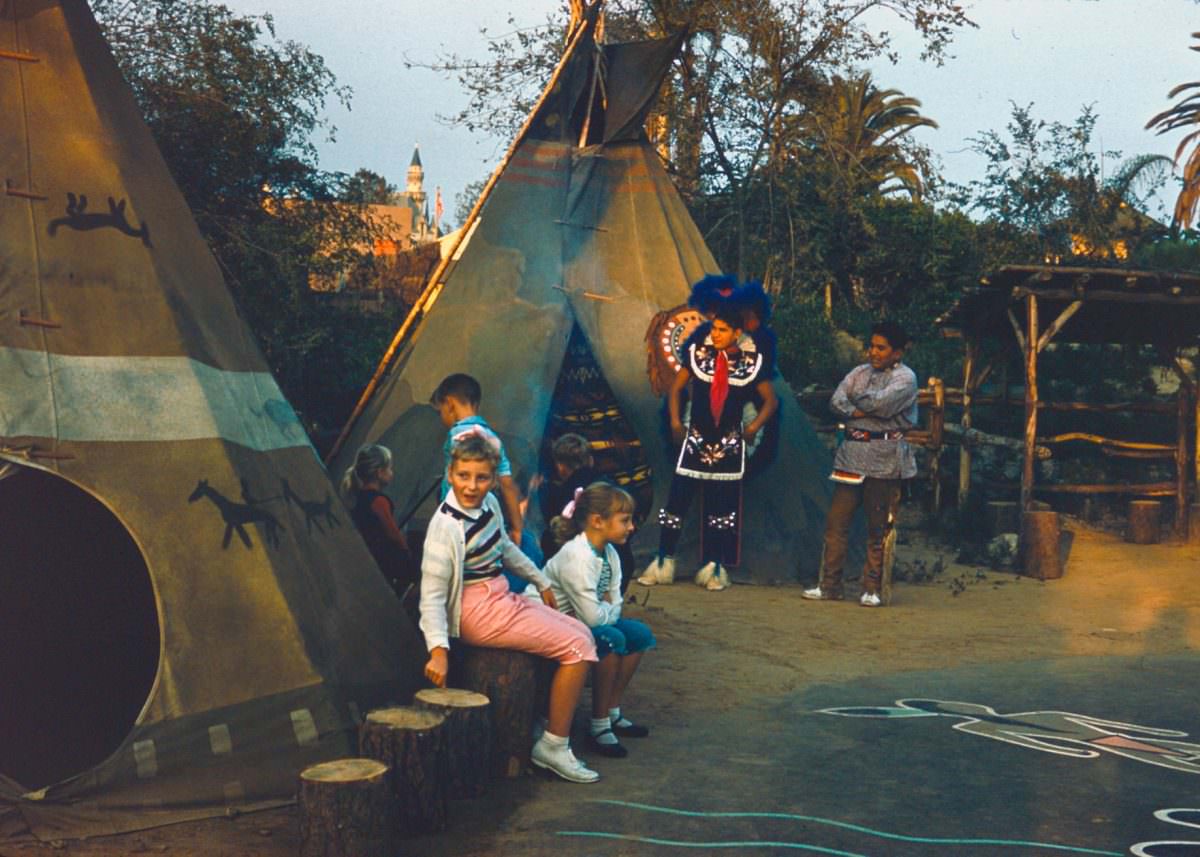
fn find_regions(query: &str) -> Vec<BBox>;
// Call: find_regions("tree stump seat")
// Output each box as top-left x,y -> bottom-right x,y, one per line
298,758 -> 396,857
1019,509 -> 1062,580
414,687 -> 492,798
451,645 -> 546,779
359,706 -> 448,836
1127,500 -> 1163,545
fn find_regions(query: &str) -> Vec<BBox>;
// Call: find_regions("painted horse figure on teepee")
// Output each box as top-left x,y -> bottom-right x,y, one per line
0,0 -> 424,839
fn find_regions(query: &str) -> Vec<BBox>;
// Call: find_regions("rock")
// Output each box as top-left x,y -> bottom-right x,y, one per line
984,533 -> 1019,569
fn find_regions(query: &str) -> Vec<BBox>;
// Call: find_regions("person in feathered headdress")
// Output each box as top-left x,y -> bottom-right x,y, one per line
637,303 -> 778,591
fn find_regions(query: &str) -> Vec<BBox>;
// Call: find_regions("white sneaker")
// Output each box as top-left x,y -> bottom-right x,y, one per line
694,561 -> 717,586
705,565 -> 730,591
637,556 -> 675,586
802,585 -> 843,601
860,591 -> 882,608
531,739 -> 600,783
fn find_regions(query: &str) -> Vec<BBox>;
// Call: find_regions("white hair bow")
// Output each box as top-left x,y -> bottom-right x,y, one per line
561,486 -> 585,519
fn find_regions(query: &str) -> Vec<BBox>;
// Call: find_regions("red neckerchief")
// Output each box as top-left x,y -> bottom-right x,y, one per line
709,346 -> 736,424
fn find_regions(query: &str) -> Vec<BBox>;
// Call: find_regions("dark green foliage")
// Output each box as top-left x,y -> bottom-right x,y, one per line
948,103 -> 1171,265
344,169 -> 398,204
93,0 -> 392,435
1130,232 -> 1200,271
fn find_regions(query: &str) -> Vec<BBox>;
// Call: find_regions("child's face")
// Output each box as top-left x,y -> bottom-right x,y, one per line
448,457 -> 496,509
867,334 -> 903,371
377,464 -> 394,486
710,318 -> 742,351
596,510 -> 635,545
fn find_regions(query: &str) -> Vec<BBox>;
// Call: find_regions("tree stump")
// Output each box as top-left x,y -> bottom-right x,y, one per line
1019,509 -> 1062,580
414,688 -> 492,798
298,758 -> 396,857
454,646 -> 541,778
1127,500 -> 1163,545
985,501 -> 1020,537
358,707 -> 448,835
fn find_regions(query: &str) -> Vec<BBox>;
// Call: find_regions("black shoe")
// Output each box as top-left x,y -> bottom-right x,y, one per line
611,720 -> 649,738
586,730 -> 628,758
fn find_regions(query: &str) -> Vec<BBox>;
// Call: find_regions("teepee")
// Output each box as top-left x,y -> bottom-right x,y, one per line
330,8 -> 843,584
0,0 -> 423,839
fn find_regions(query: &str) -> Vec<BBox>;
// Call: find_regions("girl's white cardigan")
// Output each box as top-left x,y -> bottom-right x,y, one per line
418,492 -> 550,652
542,532 -> 622,628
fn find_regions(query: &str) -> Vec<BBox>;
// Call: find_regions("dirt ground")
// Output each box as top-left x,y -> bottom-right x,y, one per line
4,513 -> 1199,856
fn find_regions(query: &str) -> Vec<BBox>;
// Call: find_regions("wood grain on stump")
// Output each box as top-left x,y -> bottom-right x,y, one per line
1019,509 -> 1062,580
1127,500 -> 1163,545
359,707 -> 448,836
455,646 -> 540,778
298,758 -> 395,857
414,687 -> 492,798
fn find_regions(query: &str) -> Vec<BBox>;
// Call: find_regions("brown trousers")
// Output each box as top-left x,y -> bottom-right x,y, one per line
819,478 -> 901,596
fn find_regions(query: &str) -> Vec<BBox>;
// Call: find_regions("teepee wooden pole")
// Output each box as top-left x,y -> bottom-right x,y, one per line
326,9 -> 600,464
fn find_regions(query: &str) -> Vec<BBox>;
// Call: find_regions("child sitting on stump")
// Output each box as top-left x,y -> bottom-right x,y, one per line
419,432 -> 601,783
543,482 -> 654,758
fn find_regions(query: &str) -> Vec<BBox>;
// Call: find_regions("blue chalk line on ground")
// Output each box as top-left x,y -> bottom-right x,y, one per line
555,799 -> 1123,855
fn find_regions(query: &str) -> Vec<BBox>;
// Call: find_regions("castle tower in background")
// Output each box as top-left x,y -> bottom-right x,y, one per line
406,145 -> 426,211
402,144 -> 432,243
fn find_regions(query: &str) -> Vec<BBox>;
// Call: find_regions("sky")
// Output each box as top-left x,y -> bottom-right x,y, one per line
221,0 -> 1200,223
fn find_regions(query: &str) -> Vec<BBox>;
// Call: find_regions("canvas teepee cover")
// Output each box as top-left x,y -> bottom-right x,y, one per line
0,0 -> 423,839
331,11 -> 841,583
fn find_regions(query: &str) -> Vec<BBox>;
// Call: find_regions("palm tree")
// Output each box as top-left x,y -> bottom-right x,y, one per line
802,71 -> 938,201
1146,33 -> 1200,229
794,72 -> 937,310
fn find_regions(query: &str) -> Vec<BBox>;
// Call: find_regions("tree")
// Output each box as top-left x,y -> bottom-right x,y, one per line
344,168 -> 398,204
416,0 -> 974,274
453,176 -> 490,228
92,0 -> 394,435
801,72 -> 938,201
1146,32 -> 1200,230
953,103 -> 1169,264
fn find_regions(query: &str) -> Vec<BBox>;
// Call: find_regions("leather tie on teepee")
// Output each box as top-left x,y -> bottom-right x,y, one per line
710,349 -> 730,424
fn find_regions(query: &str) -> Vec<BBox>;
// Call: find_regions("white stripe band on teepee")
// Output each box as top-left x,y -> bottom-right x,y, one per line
0,347 -> 311,452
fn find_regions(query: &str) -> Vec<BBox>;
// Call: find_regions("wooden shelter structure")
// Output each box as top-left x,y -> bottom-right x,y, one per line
937,264 -> 1200,539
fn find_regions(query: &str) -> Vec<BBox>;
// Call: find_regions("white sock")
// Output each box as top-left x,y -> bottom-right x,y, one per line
539,730 -> 568,747
609,707 -> 632,727
590,717 -> 618,743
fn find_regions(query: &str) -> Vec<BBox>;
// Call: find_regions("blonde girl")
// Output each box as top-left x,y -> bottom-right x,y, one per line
342,444 -> 413,597
419,432 -> 600,783
543,482 -> 655,759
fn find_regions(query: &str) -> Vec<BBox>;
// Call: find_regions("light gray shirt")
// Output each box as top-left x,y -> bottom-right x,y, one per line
830,362 -> 918,480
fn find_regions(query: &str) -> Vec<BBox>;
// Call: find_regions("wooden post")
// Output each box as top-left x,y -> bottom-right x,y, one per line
958,338 -> 979,512
455,646 -> 542,779
928,377 -> 945,516
359,707 -> 448,836
298,759 -> 396,857
1019,509 -> 1061,580
1195,388 -> 1200,496
1021,294 -> 1039,512
1177,390 -> 1191,541
414,688 -> 493,798
1128,500 -> 1163,545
